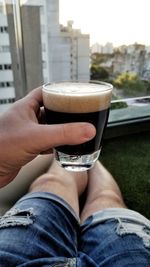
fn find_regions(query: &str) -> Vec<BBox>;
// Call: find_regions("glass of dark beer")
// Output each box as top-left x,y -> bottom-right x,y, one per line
42,81 -> 113,171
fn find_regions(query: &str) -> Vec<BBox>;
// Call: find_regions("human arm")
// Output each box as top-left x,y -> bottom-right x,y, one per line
0,87 -> 96,188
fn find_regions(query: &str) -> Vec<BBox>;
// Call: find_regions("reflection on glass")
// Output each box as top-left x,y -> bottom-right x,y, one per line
0,0 -> 149,119
109,96 -> 150,123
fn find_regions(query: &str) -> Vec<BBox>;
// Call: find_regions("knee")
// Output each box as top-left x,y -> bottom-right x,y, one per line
28,171 -> 75,193
28,173 -> 63,192
99,190 -> 125,205
88,189 -> 126,208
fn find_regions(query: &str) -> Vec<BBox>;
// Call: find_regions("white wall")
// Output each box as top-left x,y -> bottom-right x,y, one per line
0,87 -> 15,99
0,33 -> 9,45
0,70 -> 13,81
77,37 -> 90,81
0,103 -> 13,113
0,13 -> 7,25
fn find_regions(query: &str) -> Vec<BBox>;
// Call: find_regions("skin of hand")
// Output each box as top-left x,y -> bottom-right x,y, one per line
0,87 -> 96,188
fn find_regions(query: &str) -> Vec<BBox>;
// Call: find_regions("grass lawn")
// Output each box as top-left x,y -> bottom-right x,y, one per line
100,131 -> 150,219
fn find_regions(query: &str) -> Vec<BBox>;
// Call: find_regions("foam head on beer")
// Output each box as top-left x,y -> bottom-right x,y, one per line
42,82 -> 112,113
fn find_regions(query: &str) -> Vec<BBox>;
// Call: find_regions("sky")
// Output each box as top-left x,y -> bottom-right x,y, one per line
59,0 -> 150,47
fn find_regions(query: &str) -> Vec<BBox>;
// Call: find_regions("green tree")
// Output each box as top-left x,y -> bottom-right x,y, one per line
90,64 -> 109,80
114,72 -> 146,95
91,53 -> 104,65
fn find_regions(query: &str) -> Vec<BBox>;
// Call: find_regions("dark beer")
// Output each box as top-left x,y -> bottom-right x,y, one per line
43,82 -> 112,156
45,108 -> 109,155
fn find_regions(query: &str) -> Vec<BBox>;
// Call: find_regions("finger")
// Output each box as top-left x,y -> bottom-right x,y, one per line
40,149 -> 53,155
26,87 -> 43,105
34,123 -> 96,152
22,87 -> 44,114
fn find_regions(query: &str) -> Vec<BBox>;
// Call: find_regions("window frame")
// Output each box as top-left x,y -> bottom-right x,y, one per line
105,96 -> 150,139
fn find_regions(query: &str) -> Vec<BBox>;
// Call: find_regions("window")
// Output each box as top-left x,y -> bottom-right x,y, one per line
0,82 -> 5,87
0,64 -> 12,70
0,0 -> 149,126
4,26 -> 8,33
6,82 -> 10,87
0,26 -> 8,33
0,98 -> 15,104
4,64 -> 12,70
0,82 -> 14,87
0,46 -> 10,52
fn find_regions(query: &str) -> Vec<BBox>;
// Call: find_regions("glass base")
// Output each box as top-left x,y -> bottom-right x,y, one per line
54,149 -> 101,171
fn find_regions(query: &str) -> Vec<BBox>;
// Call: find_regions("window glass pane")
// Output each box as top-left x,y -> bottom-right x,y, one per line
58,0 -> 150,124
0,0 -> 150,122
109,97 -> 150,123
0,0 -> 44,113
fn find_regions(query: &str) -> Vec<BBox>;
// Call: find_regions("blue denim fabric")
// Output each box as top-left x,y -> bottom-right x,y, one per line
0,192 -> 149,266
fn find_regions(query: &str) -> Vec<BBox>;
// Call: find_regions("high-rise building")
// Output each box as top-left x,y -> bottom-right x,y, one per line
0,0 -> 90,112
91,42 -> 113,54
0,3 -> 15,112
23,0 -> 90,82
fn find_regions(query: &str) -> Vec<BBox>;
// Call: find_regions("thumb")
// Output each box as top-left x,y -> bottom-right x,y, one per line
34,122 -> 96,152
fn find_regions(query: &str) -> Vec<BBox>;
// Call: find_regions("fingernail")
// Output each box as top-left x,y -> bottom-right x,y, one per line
82,123 -> 96,140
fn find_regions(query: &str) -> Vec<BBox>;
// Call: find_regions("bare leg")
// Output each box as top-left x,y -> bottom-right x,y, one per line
29,160 -> 88,217
80,161 -> 126,223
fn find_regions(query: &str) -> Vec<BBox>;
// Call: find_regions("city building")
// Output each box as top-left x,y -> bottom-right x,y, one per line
60,21 -> 90,81
0,0 -> 90,112
0,3 -> 15,112
91,42 -> 150,81
34,0 -> 90,82
91,42 -> 113,54
91,42 -> 103,54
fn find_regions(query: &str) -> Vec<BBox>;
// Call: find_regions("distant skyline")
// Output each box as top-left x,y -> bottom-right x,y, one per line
59,0 -> 150,47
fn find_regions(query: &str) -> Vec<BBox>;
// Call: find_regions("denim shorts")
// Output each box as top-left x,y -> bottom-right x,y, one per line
0,192 -> 149,266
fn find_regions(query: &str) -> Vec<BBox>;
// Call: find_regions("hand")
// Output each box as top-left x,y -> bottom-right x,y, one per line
0,87 -> 96,187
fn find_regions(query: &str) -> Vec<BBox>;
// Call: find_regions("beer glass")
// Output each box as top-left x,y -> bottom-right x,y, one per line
42,81 -> 113,171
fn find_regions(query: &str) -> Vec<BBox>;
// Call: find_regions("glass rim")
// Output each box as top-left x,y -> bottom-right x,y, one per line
42,80 -> 113,95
